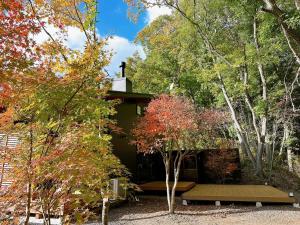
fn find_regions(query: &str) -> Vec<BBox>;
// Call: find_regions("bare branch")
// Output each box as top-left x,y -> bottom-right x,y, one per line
27,0 -> 69,63
72,0 -> 92,45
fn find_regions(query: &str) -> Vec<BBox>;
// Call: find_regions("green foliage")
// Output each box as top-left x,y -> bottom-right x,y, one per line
125,0 -> 300,177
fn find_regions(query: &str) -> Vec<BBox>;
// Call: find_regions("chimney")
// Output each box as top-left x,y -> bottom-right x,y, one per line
111,62 -> 132,92
120,61 -> 126,78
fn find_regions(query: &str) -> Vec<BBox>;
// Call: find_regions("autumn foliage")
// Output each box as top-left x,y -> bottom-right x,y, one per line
132,96 -> 230,154
132,95 -> 199,214
132,95 -> 232,213
0,0 -> 124,224
133,94 -> 198,154
0,0 -> 41,74
204,149 -> 239,184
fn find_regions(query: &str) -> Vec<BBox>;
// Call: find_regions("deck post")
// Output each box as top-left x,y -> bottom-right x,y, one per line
182,200 -> 188,206
293,203 -> 299,208
215,201 -> 221,207
256,202 -> 262,208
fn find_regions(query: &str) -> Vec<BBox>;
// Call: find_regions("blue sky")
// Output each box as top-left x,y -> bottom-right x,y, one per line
34,0 -> 172,75
97,0 -> 171,76
97,0 -> 147,41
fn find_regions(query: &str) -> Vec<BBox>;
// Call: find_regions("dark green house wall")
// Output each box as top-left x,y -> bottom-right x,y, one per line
112,103 -> 138,177
108,91 -> 151,180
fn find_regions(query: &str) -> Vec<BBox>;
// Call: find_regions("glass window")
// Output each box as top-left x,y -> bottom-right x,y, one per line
136,105 -> 142,115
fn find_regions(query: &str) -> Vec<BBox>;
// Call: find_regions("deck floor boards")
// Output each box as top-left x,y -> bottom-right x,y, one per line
181,184 -> 296,203
139,181 -> 196,192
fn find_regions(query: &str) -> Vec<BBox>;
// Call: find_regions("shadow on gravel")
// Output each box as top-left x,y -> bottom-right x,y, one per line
108,197 -> 300,223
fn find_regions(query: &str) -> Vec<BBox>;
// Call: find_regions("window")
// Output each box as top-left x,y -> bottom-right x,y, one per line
137,104 -> 147,116
136,105 -> 142,115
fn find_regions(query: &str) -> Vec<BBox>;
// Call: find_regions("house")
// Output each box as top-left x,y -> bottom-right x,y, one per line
107,76 -> 152,180
108,66 -> 241,184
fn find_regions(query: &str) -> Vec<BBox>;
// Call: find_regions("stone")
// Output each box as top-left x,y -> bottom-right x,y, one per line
256,202 -> 262,208
215,201 -> 221,207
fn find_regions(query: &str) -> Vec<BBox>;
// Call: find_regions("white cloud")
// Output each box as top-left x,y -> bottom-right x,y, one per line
105,36 -> 145,76
33,25 -> 87,51
64,27 -> 87,50
146,1 -> 172,24
33,26 -> 145,76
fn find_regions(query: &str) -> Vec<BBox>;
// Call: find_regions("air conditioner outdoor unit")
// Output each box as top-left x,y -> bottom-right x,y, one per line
110,178 -> 127,201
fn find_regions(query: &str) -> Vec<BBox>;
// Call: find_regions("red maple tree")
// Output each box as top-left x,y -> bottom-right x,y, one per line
132,94 -> 199,214
0,0 -> 41,74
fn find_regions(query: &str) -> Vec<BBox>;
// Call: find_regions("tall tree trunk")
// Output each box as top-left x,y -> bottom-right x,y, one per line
218,73 -> 256,167
253,17 -> 268,176
41,197 -> 49,225
287,148 -> 294,172
265,142 -> 271,166
256,143 -> 263,176
102,197 -> 109,225
266,140 -> 274,180
243,67 -> 263,174
279,123 -> 294,172
279,123 -> 288,156
47,202 -> 52,225
24,183 -> 32,225
25,126 -> 34,225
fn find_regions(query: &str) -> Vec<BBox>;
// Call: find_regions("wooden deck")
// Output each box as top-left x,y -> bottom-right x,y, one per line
181,184 -> 297,203
139,181 -> 196,192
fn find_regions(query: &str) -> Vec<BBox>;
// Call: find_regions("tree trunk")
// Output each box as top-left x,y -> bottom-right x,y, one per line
102,197 -> 109,225
287,148 -> 294,172
279,123 -> 288,156
41,198 -> 49,225
164,154 -> 171,211
265,142 -> 272,166
268,143 -> 275,181
24,183 -> 32,225
169,153 -> 183,214
25,127 -> 34,225
218,73 -> 256,167
281,24 -> 300,65
47,204 -> 52,225
261,0 -> 300,65
256,143 -> 263,176
296,0 -> 300,10
253,16 -> 269,176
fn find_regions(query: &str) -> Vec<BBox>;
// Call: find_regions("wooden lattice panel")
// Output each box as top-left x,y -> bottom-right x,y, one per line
0,133 -> 18,192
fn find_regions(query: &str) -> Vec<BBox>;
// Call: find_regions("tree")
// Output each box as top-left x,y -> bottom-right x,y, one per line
204,149 -> 238,184
0,0 -> 126,224
0,0 -> 41,76
125,15 -> 215,107
127,0 -> 300,177
259,0 -> 300,66
132,95 -> 199,214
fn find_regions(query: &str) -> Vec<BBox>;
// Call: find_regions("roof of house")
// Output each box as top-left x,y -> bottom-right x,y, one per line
107,90 -> 153,103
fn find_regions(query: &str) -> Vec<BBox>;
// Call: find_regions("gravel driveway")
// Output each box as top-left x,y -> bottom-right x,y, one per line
86,196 -> 300,225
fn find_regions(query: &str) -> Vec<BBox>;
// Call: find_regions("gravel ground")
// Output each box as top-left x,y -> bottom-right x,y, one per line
86,196 -> 300,225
